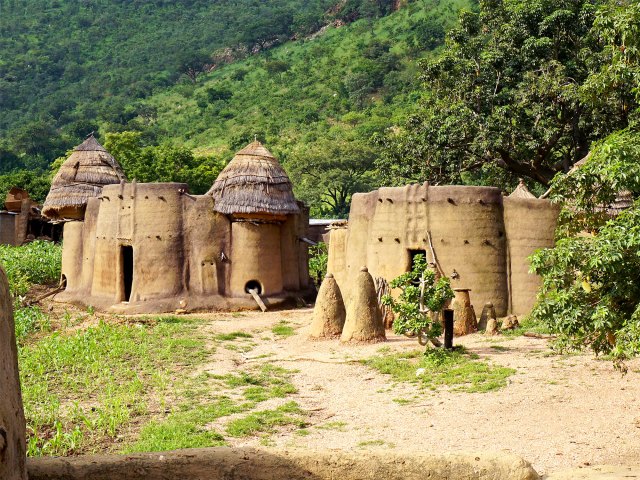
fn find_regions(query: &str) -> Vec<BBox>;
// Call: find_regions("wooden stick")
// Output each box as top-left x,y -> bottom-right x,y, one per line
248,289 -> 267,312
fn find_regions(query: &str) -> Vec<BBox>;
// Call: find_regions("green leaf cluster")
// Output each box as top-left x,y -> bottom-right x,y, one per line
382,254 -> 454,339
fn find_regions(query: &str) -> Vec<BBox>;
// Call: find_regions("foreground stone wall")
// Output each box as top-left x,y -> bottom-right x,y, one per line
0,267 -> 27,480
27,448 -> 539,480
329,183 -> 558,316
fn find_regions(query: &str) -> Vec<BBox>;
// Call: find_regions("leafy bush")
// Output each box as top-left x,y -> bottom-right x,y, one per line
382,254 -> 453,342
530,126 -> 640,365
309,242 -> 328,287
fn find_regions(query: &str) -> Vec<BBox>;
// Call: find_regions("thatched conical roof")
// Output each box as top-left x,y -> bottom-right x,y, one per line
42,135 -> 127,220
508,179 -> 536,199
207,141 -> 300,217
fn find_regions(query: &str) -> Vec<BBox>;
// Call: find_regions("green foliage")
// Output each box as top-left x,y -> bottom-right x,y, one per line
363,348 -> 516,393
376,0 -> 638,188
102,131 -> 225,194
309,242 -> 328,287
0,170 -> 52,204
14,306 -> 51,343
0,242 -> 62,297
382,254 -> 454,340
531,127 -> 640,364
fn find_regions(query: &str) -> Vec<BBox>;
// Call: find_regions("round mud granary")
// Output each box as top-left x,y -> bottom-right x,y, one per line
208,141 -> 302,298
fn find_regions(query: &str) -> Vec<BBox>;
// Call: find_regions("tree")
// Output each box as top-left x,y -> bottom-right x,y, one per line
527,0 -> 640,366
286,136 -> 378,217
376,0 -> 638,187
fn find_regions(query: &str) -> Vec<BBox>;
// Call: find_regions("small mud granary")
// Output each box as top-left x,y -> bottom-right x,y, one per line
43,136 -> 310,313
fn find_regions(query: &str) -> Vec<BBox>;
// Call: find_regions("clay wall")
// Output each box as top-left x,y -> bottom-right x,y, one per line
503,197 -> 559,315
230,222 -> 283,296
297,204 -> 311,290
90,183 -> 186,303
0,214 -> 17,245
329,184 -> 557,316
183,195 -> 230,297
281,215 -> 301,291
428,186 -> 508,315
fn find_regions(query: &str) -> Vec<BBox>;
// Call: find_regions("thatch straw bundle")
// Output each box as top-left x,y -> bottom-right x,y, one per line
207,141 -> 300,217
43,135 -> 126,220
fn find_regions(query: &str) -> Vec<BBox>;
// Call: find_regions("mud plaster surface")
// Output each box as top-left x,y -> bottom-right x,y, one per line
188,308 -> 640,477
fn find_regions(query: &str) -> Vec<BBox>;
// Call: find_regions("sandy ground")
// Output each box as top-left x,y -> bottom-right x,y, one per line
182,307 -> 640,477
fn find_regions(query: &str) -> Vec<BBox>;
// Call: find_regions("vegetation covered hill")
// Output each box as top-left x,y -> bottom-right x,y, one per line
0,0 -> 471,215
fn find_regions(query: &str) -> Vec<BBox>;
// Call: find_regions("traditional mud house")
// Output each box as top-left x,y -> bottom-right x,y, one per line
327,182 -> 560,317
46,140 -> 310,313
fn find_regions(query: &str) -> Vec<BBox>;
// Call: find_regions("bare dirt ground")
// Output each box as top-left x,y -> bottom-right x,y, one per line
185,307 -> 640,478
34,296 -> 640,478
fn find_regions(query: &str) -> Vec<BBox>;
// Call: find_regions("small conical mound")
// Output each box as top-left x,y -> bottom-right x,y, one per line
207,141 -> 300,217
340,267 -> 385,344
43,135 -> 126,220
310,274 -> 345,339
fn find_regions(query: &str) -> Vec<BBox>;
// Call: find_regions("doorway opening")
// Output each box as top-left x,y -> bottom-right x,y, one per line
121,246 -> 133,302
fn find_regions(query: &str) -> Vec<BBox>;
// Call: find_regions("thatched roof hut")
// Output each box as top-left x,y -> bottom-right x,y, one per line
42,135 -> 126,220
508,179 -> 536,199
207,141 -> 300,219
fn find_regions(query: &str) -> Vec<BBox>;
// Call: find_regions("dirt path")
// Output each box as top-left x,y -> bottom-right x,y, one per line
186,307 -> 640,477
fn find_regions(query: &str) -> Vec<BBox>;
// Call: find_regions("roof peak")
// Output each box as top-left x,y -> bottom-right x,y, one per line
236,141 -> 276,159
74,134 -> 108,152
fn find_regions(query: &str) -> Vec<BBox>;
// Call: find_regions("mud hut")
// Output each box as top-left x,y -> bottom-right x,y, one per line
55,141 -> 310,313
42,135 -> 126,220
207,141 -> 306,297
328,182 -> 559,317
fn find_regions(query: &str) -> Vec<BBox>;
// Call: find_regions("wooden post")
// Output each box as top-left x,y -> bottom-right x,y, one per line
443,309 -> 454,350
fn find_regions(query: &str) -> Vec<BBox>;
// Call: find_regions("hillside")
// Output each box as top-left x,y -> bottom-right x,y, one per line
0,0 -> 473,215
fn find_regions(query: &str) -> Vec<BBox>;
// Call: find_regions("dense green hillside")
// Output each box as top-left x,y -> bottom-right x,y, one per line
0,0 -> 400,164
0,0 -> 472,215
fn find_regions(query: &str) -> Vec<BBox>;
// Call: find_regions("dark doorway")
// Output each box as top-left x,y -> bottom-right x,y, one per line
408,249 -> 427,271
122,246 -> 133,302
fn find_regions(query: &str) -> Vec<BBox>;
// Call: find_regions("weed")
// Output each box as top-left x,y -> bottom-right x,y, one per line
272,321 -> 295,338
316,421 -> 347,431
20,319 -> 205,456
124,397 -> 251,452
226,402 -> 306,437
14,306 -> 50,343
363,348 -> 515,393
357,439 -> 394,448
214,331 -> 253,341
392,398 -> 413,405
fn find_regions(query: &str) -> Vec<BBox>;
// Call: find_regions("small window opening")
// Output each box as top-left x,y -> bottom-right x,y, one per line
244,280 -> 262,295
122,246 -> 134,302
60,274 -> 67,290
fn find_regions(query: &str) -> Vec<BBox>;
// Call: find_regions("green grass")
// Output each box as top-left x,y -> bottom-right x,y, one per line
214,331 -> 253,341
20,317 -> 207,456
316,420 -> 347,431
124,397 -> 250,452
211,364 -> 298,402
271,321 -> 295,338
225,401 -> 306,437
363,348 -> 515,393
